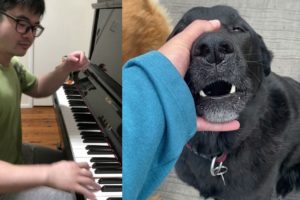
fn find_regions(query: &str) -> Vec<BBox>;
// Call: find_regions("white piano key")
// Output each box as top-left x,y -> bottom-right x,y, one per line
94,190 -> 122,199
86,196 -> 122,200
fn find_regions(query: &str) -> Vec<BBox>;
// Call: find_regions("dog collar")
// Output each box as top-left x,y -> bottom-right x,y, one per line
185,143 -> 228,163
185,143 -> 228,185
215,152 -> 228,163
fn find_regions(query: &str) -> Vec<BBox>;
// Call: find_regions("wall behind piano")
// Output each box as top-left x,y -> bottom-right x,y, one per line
21,0 -> 97,107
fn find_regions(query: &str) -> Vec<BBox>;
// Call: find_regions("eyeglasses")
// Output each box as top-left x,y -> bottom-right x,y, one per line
0,11 -> 44,37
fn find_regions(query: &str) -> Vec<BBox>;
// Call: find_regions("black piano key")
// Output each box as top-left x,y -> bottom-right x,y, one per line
88,148 -> 113,155
107,198 -> 122,200
65,89 -> 78,92
90,157 -> 118,163
86,145 -> 109,150
87,149 -> 114,154
82,135 -> 105,139
83,138 -> 106,143
66,95 -> 82,100
95,165 -> 122,170
92,162 -> 121,168
63,85 -> 76,90
95,167 -> 122,174
75,119 -> 96,123
82,132 -> 106,142
81,133 -> 104,138
74,113 -> 95,122
75,118 -> 96,123
63,87 -> 75,90
77,123 -> 99,130
71,107 -> 89,113
98,177 -> 122,184
68,100 -> 86,106
64,90 -> 80,95
81,131 -> 102,136
92,163 -> 121,169
101,185 -> 122,192
66,90 -> 79,94
86,146 -> 112,152
64,88 -> 78,91
74,113 -> 93,117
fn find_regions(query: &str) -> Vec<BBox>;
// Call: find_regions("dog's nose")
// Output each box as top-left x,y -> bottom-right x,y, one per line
193,34 -> 234,65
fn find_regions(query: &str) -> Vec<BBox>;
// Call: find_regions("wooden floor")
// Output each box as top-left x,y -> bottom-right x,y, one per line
21,106 -> 60,149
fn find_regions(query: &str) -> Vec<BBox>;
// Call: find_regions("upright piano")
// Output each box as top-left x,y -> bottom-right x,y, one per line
53,0 -> 122,199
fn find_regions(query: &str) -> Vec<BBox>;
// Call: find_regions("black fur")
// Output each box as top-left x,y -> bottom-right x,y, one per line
169,5 -> 300,200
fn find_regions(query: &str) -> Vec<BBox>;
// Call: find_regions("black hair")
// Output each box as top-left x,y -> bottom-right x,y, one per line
0,0 -> 45,16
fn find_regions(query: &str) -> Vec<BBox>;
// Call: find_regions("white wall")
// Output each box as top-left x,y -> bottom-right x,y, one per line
20,0 -> 97,107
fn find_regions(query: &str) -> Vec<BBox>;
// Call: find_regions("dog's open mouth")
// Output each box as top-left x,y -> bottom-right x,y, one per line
199,80 -> 236,98
195,79 -> 247,123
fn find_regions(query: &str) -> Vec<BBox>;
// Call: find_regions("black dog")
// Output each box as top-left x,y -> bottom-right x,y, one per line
169,5 -> 300,200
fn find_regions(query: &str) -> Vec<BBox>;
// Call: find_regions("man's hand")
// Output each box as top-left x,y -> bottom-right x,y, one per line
45,161 -> 100,200
62,51 -> 90,72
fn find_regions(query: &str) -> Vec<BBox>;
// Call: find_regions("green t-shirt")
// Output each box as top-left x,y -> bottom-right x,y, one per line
0,57 -> 37,164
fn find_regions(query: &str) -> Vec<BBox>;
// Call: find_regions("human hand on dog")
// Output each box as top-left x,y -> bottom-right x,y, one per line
159,19 -> 240,132
159,19 -> 221,76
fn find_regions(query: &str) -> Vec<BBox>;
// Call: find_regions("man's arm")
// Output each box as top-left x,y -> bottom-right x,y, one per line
25,51 -> 89,98
0,160 -> 48,192
0,160 -> 100,200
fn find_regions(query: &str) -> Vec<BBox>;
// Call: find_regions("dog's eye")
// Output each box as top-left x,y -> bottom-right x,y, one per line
232,26 -> 245,32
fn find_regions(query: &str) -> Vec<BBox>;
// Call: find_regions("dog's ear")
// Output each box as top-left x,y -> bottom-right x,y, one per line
258,34 -> 273,76
166,19 -> 189,41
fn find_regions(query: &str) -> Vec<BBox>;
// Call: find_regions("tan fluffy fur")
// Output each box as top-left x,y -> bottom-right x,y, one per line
122,0 -> 172,63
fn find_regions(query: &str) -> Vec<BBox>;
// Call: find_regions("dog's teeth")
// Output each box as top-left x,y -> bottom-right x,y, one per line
199,90 -> 207,97
230,85 -> 236,94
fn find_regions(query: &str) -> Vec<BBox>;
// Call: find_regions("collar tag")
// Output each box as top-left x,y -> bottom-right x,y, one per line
210,156 -> 228,186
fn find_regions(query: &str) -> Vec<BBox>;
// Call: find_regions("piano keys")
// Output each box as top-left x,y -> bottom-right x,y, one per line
55,85 -> 121,200
53,0 -> 122,199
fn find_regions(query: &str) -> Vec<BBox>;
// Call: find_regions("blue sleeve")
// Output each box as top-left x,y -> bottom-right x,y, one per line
123,51 -> 197,200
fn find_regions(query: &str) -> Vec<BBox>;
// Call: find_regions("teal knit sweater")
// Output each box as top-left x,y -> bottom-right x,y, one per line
123,51 -> 197,199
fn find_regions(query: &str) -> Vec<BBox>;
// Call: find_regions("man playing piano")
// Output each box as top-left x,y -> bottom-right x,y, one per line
0,0 -> 100,199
